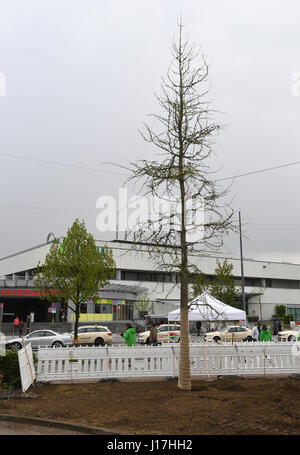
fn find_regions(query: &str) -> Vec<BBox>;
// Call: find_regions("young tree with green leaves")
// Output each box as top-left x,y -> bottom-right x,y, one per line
34,219 -> 116,343
209,259 -> 238,306
134,293 -> 153,318
194,260 -> 238,305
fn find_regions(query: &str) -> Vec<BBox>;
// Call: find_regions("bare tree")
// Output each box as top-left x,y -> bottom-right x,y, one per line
121,21 -> 235,390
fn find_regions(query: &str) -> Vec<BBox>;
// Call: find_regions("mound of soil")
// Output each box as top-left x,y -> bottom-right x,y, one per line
1,377 -> 300,435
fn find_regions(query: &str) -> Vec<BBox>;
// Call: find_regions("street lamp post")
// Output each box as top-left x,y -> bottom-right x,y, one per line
239,211 -> 247,323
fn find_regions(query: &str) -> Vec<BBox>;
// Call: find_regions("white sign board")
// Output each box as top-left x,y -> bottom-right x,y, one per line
18,343 -> 36,392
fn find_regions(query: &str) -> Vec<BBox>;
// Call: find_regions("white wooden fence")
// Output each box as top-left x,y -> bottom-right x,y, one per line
36,342 -> 300,383
18,343 -> 36,392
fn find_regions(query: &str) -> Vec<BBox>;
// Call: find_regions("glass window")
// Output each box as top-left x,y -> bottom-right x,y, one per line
140,272 -> 152,281
95,303 -> 101,314
228,327 -> 237,333
97,327 -> 108,332
80,304 -> 87,313
157,273 -> 165,283
44,331 -> 56,337
28,331 -> 45,338
121,271 -> 138,281
157,326 -> 168,332
78,328 -> 87,334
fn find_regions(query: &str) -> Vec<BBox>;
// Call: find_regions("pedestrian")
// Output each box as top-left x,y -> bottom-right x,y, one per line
18,318 -> 25,337
196,321 -> 202,336
13,315 -> 19,335
273,320 -> 278,336
59,309 -> 64,322
277,320 -> 282,333
149,323 -> 158,346
259,324 -> 272,342
120,324 -> 136,347
251,322 -> 261,341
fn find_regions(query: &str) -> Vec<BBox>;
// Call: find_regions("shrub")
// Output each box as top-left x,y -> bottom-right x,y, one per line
283,314 -> 294,326
0,350 -> 21,389
274,305 -> 286,318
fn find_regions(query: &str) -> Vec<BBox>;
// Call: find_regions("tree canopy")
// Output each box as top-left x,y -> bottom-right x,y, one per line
34,219 -> 116,341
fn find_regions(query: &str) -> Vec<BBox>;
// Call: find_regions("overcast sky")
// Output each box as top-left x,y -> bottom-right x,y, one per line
0,0 -> 300,264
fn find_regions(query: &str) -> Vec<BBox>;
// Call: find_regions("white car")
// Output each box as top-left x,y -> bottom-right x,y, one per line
5,330 -> 73,350
204,326 -> 253,343
138,324 -> 181,344
71,325 -> 112,346
278,326 -> 300,342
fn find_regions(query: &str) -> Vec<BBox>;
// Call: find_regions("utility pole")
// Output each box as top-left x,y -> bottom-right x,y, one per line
239,211 -> 247,323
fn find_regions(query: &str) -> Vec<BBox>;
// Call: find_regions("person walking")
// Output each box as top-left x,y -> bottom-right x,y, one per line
18,318 -> 25,337
13,315 -> 19,335
251,322 -> 261,341
273,320 -> 278,336
120,324 -> 136,347
277,320 -> 282,333
259,324 -> 272,342
149,323 -> 158,346
196,321 -> 202,337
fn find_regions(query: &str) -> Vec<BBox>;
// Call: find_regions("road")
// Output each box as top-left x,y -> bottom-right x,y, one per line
0,421 -> 87,435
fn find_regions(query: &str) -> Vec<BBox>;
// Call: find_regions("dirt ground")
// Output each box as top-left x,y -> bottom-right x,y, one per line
1,377 -> 300,435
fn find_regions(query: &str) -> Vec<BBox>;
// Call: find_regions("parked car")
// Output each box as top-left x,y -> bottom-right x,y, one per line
5,330 -> 73,351
278,326 -> 300,342
204,326 -> 252,343
71,325 -> 112,346
137,324 -> 181,344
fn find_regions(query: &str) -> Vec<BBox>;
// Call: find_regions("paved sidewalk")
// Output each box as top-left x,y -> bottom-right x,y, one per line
0,421 -> 87,435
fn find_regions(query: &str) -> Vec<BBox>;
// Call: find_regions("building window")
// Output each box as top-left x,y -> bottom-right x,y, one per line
80,303 -> 87,313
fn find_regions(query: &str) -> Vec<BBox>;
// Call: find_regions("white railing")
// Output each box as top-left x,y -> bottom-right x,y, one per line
18,343 -> 36,392
36,342 -> 300,383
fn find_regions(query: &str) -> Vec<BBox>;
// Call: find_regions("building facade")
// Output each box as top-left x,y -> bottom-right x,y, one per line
0,239 -> 300,323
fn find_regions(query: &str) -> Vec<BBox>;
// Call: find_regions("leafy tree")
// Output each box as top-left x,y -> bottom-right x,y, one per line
34,219 -> 116,343
134,293 -> 153,317
194,260 -> 237,305
274,305 -> 286,318
210,259 -> 238,305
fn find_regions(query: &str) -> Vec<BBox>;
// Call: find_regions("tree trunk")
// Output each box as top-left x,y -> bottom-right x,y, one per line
178,302 -> 191,390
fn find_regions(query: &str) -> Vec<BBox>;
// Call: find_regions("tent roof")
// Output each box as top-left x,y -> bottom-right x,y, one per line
167,293 -> 246,322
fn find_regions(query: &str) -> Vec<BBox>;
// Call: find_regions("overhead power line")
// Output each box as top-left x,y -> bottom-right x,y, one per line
216,160 -> 300,182
1,152 -> 300,182
0,152 -> 126,176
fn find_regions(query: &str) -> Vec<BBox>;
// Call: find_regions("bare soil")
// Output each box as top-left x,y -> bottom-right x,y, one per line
1,377 -> 300,435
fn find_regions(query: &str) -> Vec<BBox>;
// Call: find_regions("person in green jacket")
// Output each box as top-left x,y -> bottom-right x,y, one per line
120,324 -> 136,347
259,324 -> 272,342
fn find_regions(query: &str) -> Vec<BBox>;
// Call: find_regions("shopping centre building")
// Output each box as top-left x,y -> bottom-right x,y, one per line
0,239 -> 300,323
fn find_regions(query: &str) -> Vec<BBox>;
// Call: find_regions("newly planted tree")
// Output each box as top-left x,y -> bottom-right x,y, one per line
34,219 -> 115,343
122,21 -> 235,390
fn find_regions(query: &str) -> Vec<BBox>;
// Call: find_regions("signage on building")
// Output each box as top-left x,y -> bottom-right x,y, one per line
0,289 -> 64,297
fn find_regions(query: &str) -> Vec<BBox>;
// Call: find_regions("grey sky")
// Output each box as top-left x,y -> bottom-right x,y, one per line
0,0 -> 300,263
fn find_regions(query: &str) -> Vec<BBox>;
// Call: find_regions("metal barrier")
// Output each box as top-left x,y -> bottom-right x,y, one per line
35,342 -> 300,383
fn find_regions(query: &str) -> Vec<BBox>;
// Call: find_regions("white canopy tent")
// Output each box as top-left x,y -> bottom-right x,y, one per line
167,293 -> 246,322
